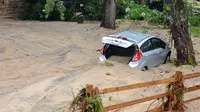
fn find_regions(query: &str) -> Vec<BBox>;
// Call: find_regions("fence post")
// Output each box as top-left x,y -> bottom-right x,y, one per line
174,71 -> 185,111
164,71 -> 185,112
86,84 -> 94,97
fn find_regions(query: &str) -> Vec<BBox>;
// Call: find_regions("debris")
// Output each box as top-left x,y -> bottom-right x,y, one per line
69,86 -> 104,112
106,72 -> 111,75
104,61 -> 113,67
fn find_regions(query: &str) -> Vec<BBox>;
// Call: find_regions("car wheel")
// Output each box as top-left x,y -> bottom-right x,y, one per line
164,52 -> 171,64
142,66 -> 148,71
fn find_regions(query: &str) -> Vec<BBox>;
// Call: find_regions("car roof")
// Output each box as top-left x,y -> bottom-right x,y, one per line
115,31 -> 152,44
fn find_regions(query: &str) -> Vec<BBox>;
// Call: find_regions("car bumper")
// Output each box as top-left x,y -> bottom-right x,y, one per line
99,54 -> 143,70
99,54 -> 106,61
128,61 -> 141,69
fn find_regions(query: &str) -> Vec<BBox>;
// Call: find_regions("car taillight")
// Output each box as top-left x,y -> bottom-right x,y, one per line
132,50 -> 142,62
100,45 -> 105,54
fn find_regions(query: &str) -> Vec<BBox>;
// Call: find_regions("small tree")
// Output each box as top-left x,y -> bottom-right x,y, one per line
165,0 -> 197,65
100,0 -> 116,29
43,0 -> 66,20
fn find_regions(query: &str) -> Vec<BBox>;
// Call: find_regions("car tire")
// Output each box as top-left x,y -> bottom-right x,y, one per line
142,66 -> 148,71
164,52 -> 171,64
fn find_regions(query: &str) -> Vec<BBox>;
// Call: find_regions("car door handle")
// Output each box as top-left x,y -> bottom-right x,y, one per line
156,52 -> 160,54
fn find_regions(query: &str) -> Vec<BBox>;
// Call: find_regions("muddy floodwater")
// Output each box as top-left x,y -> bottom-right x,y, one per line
0,19 -> 200,112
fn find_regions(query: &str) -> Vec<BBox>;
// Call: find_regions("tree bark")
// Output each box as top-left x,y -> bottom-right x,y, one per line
166,0 -> 196,65
100,0 -> 116,29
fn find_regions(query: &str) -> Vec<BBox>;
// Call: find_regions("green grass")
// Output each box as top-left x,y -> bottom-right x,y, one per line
104,61 -> 113,67
191,27 -> 200,38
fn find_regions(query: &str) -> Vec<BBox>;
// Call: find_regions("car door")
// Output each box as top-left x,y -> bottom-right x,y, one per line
151,38 -> 167,64
140,39 -> 158,68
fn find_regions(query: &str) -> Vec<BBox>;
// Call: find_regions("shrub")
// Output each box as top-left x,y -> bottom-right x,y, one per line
18,0 -> 76,21
77,0 -> 103,21
18,0 -> 45,20
64,8 -> 76,21
145,9 -> 168,25
189,15 -> 200,27
81,0 -> 133,20
125,3 -> 169,25
71,0 -> 132,21
188,4 -> 200,27
116,0 -> 129,19
148,1 -> 164,11
43,0 -> 66,20
125,4 -> 149,20
80,0 -> 134,21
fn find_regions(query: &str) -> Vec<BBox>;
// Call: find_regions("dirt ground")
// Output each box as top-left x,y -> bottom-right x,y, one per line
0,18 -> 200,112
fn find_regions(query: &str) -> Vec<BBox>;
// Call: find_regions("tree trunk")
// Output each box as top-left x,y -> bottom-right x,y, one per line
100,0 -> 116,29
166,0 -> 196,65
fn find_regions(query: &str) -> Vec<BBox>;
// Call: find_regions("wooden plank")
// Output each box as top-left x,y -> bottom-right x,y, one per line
145,96 -> 200,112
104,93 -> 168,111
99,78 -> 175,94
184,84 -> 200,93
103,84 -> 200,111
184,96 -> 200,103
183,72 -> 200,79
99,72 -> 200,94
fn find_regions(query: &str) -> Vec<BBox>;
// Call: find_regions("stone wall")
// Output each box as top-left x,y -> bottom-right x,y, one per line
0,0 -> 21,17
